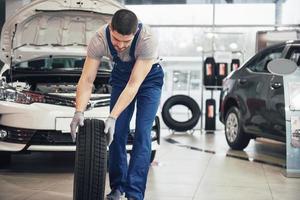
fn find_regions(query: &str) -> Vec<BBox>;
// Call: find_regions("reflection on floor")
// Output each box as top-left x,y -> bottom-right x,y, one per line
0,129 -> 299,200
164,130 -> 286,168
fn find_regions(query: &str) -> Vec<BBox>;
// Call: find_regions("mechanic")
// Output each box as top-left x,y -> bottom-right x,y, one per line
70,9 -> 164,200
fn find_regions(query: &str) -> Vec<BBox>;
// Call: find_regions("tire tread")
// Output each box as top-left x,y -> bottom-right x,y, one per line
73,119 -> 107,200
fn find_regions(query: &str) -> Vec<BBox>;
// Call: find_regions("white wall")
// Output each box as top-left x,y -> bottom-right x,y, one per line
127,3 -> 275,25
282,0 -> 300,24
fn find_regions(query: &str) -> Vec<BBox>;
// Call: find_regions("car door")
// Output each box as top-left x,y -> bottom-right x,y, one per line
269,45 -> 300,139
238,45 -> 285,136
267,68 -> 285,140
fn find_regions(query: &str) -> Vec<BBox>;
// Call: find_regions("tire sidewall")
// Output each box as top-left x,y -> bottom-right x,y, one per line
162,95 -> 200,132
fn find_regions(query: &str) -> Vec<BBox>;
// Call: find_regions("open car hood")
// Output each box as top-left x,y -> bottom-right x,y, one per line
0,0 -> 124,64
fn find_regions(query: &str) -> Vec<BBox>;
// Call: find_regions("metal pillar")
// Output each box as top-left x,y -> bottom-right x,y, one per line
275,0 -> 283,26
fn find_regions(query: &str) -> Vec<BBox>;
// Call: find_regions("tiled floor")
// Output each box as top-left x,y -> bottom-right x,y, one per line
0,129 -> 299,200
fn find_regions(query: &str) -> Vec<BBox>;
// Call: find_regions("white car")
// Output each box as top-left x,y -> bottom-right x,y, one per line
0,0 -> 160,166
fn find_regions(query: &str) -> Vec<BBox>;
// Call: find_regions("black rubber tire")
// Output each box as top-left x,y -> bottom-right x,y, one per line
162,95 -> 201,132
73,119 -> 107,200
0,151 -> 11,167
149,116 -> 159,163
153,116 -> 160,145
225,107 -> 250,150
150,150 -> 156,163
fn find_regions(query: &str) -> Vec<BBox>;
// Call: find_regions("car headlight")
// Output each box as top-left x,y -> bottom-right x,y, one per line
0,85 -> 107,108
0,87 -> 45,104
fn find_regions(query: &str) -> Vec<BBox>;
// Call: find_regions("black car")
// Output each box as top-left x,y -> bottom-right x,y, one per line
219,40 -> 300,150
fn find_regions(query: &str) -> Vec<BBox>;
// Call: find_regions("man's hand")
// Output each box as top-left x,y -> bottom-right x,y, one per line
70,111 -> 84,142
104,116 -> 116,146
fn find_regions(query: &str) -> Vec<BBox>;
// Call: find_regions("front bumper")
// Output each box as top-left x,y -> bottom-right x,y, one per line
0,141 -> 160,152
0,116 -> 161,152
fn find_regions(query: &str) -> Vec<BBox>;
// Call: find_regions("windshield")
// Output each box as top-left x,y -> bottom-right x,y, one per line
13,57 -> 112,70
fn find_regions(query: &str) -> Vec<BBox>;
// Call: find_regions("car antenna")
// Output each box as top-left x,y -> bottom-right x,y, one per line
9,23 -> 18,85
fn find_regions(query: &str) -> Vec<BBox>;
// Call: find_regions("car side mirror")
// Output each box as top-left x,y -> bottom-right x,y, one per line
267,58 -> 298,76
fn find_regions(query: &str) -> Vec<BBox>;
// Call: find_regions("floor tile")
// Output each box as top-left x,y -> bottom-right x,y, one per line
194,185 -> 273,200
0,129 -> 299,200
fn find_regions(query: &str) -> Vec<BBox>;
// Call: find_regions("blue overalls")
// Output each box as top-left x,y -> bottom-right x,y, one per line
106,23 -> 164,200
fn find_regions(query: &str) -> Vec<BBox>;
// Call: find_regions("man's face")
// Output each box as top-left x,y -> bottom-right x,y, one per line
110,28 -> 135,53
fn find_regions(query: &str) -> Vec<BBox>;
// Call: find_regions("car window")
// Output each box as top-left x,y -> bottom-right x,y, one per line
247,46 -> 284,73
286,46 -> 300,67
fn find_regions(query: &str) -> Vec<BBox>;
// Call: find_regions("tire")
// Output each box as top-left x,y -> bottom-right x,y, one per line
150,150 -> 156,163
73,119 -> 107,200
153,116 -> 160,145
0,151 -> 11,167
162,95 -> 201,132
225,107 -> 250,150
150,117 -> 159,163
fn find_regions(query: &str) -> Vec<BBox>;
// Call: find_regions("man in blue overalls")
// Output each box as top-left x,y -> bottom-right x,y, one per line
70,9 -> 164,200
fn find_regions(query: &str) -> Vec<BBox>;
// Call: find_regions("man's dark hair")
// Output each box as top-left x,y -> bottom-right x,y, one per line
111,9 -> 138,35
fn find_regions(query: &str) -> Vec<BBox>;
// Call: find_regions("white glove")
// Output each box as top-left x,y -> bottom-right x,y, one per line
104,116 -> 116,146
70,111 -> 84,142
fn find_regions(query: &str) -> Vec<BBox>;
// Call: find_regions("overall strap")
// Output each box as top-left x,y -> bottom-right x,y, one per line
105,25 -> 120,62
129,23 -> 143,60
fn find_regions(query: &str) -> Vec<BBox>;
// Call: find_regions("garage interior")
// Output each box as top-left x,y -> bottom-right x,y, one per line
0,0 -> 300,200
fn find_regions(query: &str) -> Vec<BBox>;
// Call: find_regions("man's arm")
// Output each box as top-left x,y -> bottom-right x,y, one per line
109,59 -> 154,118
75,56 -> 100,112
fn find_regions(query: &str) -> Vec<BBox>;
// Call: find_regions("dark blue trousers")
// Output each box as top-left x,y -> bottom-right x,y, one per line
109,83 -> 162,200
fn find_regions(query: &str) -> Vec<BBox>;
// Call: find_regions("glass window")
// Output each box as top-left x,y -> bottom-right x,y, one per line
246,46 -> 284,73
190,70 -> 201,90
173,70 -> 188,91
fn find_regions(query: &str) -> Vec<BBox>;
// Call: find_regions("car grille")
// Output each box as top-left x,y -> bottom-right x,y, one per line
45,93 -> 110,108
29,131 -> 73,145
0,127 -> 35,144
0,126 -> 73,145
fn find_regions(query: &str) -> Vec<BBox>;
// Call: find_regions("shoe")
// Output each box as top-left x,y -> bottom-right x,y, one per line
106,189 -> 122,200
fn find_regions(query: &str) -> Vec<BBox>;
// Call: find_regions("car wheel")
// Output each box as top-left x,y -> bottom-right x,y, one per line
150,150 -> 156,163
73,119 -> 107,200
0,151 -> 11,167
153,116 -> 160,145
225,107 -> 250,150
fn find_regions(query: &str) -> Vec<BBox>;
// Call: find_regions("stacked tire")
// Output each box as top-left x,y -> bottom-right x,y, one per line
73,119 -> 107,200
